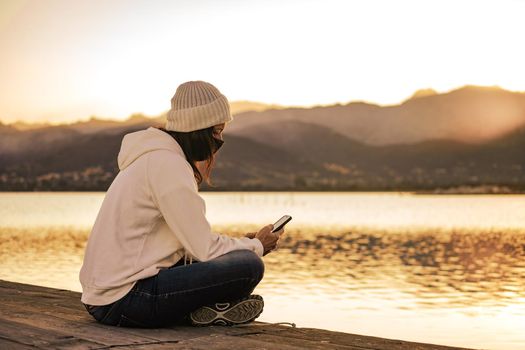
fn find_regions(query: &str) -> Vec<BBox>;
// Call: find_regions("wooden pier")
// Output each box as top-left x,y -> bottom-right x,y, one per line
0,280 -> 473,349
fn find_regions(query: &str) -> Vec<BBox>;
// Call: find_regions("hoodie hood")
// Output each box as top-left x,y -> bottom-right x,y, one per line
117,126 -> 185,170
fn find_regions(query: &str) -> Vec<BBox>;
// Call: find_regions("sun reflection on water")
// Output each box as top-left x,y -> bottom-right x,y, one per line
1,224 -> 524,348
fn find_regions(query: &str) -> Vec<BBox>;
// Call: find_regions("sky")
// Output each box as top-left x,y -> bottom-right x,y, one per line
1,0 -> 524,125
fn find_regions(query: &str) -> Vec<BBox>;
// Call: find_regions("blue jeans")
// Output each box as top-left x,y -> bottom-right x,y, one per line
82,250 -> 264,328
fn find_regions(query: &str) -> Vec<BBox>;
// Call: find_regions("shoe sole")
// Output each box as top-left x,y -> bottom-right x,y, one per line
190,295 -> 264,326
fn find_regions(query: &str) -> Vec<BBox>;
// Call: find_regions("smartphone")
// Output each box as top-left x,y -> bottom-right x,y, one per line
271,215 -> 292,233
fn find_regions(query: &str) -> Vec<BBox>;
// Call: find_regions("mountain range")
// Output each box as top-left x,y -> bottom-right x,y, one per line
1,85 -> 524,192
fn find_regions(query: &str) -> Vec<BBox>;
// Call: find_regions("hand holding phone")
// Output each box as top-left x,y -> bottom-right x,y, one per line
253,215 -> 292,256
271,215 -> 292,234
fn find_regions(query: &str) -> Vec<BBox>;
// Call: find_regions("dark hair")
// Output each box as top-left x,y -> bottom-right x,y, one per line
155,126 -> 217,187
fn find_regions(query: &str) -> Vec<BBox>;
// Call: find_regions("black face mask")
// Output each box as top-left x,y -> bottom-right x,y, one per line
213,137 -> 224,153
192,137 -> 224,161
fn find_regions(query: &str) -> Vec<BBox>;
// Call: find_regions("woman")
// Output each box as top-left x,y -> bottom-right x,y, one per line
79,80 -> 284,328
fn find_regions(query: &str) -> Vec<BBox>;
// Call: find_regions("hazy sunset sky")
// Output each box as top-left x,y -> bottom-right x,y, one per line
1,0 -> 524,124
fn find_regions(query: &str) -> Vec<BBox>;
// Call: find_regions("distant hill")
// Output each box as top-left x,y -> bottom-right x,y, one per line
6,85 -> 525,147
20,114 -> 161,134
0,116 -> 163,157
227,85 -> 525,146
1,85 -> 524,192
0,125 -> 324,191
7,121 -> 50,130
0,120 -> 523,192
4,101 -> 283,132
229,101 -> 285,115
0,124 -> 80,155
409,88 -> 438,99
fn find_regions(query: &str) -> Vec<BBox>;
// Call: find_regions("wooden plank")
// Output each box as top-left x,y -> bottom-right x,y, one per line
0,280 -> 219,343
169,333 -> 307,350
0,305 -> 152,347
222,324 -> 470,350
0,280 -> 475,350
0,317 -> 103,349
241,332 -> 369,349
0,296 -> 249,344
243,326 -> 470,350
0,339 -> 36,350
0,299 -> 232,346
0,280 -> 81,308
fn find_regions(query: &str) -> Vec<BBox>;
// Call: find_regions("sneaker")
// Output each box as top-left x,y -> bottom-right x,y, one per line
190,294 -> 264,326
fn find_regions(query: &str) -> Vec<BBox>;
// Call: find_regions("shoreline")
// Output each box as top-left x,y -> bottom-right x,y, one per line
0,187 -> 524,194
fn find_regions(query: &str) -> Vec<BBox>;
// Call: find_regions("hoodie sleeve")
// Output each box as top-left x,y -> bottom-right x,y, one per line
146,151 -> 264,261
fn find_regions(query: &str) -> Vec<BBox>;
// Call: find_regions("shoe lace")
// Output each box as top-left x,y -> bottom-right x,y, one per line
231,321 -> 296,328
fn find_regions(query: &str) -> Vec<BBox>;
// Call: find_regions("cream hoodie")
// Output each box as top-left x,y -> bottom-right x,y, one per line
79,126 -> 264,306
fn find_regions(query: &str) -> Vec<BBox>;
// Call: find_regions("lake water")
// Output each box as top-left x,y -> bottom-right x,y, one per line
1,191 -> 524,350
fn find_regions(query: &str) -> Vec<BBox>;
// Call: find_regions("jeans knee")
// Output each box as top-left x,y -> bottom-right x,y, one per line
243,249 -> 265,283
228,249 -> 264,282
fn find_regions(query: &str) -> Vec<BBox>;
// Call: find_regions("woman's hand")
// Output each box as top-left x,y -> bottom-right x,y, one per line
245,231 -> 256,239
251,224 -> 284,256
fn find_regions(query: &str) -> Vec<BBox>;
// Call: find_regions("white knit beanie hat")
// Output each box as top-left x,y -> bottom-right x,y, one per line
165,80 -> 233,132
